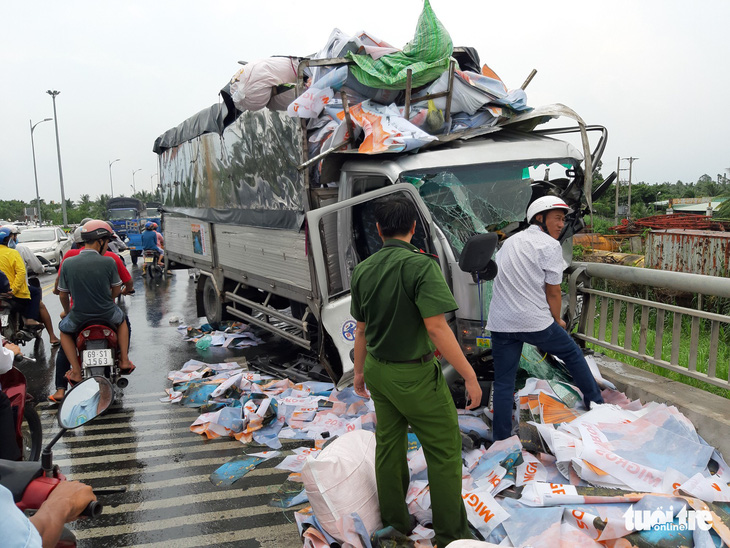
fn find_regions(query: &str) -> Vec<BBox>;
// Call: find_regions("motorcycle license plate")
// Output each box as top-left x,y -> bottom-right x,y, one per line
0,313 -> 8,327
144,256 -> 154,263
82,349 -> 114,367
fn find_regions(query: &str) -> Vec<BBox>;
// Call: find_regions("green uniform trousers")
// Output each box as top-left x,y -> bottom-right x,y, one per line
364,353 -> 471,547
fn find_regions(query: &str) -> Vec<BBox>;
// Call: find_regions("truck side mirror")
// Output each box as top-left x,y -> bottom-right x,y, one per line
458,233 -> 499,282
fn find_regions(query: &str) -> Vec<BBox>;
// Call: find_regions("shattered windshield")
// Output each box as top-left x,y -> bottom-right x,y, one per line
400,160 -> 575,256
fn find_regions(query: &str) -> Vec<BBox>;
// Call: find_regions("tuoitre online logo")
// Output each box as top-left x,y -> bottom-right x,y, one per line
623,504 -> 713,532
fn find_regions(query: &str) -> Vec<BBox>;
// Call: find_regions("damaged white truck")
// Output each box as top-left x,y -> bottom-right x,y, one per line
153,53 -> 612,399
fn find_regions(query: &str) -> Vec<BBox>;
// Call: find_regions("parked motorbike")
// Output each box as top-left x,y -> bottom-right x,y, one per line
75,320 -> 128,390
0,355 -> 42,461
0,296 -> 44,347
0,376 -> 117,547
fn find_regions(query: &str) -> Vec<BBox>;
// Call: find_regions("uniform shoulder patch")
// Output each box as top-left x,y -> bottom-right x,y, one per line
411,248 -> 439,261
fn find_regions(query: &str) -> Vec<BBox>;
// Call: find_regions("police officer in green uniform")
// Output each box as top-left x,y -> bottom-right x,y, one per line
350,195 -> 482,547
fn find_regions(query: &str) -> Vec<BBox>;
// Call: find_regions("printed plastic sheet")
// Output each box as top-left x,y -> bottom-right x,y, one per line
161,354 -> 730,547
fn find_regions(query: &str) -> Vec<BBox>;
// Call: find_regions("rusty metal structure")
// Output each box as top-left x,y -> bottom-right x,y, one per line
646,229 -> 730,277
610,213 -> 730,233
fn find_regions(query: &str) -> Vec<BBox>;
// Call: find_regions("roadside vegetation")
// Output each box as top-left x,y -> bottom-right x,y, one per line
0,190 -> 160,226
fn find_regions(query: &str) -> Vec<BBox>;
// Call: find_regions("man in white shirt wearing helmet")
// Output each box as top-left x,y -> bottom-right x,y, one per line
486,196 -> 604,440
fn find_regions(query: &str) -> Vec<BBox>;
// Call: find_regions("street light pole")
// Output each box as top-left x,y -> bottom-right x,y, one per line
29,117 -> 53,225
622,157 -> 639,220
109,158 -> 120,197
132,168 -> 141,195
150,174 -> 155,192
46,90 -> 67,227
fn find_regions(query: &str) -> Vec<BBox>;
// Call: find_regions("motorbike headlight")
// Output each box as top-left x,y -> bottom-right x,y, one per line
456,318 -> 491,357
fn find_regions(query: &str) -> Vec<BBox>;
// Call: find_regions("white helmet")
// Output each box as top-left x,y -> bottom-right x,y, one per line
526,196 -> 572,223
1,225 -> 20,234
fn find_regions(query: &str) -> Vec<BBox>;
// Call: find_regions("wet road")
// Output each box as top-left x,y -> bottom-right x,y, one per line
17,259 -> 304,547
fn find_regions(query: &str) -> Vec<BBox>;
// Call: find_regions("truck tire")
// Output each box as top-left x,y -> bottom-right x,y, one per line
130,251 -> 140,266
203,277 -> 223,327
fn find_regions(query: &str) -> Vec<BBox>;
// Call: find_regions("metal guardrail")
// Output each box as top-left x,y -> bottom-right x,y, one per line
568,261 -> 730,390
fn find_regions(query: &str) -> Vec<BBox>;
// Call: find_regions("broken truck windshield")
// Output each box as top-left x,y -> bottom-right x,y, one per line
400,160 -> 576,256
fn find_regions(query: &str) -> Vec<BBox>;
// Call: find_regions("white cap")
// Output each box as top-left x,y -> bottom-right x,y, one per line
526,196 -> 572,223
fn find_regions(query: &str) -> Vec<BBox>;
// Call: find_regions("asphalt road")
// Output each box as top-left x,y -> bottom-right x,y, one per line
17,259 -> 305,547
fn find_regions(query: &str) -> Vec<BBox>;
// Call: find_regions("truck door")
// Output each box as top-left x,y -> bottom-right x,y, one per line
305,183 -> 436,385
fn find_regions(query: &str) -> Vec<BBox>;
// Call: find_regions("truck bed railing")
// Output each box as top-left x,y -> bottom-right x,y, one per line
568,262 -> 730,391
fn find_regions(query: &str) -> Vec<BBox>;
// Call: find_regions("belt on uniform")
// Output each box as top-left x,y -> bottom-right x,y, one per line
375,351 -> 435,364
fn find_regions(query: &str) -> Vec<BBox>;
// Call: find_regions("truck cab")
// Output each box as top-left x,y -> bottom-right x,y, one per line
107,197 -> 145,264
305,119 -> 605,387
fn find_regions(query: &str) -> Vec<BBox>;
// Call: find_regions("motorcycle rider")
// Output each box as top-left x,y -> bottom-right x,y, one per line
0,227 -> 42,328
2,225 -> 61,346
49,225 -> 134,402
141,221 -> 164,273
0,481 -> 96,548
57,220 -> 135,384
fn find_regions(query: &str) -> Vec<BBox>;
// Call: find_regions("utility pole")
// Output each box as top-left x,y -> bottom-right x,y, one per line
46,90 -> 68,227
615,156 -> 621,225
109,158 -> 120,197
30,117 -> 53,225
622,157 -> 639,220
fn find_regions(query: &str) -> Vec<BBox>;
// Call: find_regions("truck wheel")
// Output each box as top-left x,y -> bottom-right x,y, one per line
203,277 -> 222,327
130,251 -> 139,266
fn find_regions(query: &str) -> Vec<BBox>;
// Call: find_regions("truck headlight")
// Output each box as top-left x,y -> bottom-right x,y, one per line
456,318 -> 490,357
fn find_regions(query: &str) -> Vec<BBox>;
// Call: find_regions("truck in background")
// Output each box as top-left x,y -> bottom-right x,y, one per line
106,197 -> 145,264
154,56 -> 611,396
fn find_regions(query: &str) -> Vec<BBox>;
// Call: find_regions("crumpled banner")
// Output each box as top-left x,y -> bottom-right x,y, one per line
209,451 -> 280,486
336,100 -> 437,154
164,353 -> 730,546
347,0 -> 452,90
270,472 -> 309,508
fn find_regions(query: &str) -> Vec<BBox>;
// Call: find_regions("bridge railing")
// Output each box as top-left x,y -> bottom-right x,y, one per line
567,261 -> 730,391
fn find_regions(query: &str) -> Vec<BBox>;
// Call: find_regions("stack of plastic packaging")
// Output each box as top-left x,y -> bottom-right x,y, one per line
161,355 -> 730,547
226,0 -> 531,169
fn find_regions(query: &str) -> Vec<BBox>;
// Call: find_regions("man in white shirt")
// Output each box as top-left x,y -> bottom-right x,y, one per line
486,196 -> 604,440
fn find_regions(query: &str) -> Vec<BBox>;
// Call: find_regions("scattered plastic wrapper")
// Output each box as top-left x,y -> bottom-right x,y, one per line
210,451 -> 280,486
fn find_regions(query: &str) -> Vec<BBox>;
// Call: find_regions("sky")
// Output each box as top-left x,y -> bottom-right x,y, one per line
2,0 -> 729,205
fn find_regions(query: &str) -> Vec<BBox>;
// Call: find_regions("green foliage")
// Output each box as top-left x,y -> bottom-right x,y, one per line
0,191 -> 159,226
590,172 -> 730,225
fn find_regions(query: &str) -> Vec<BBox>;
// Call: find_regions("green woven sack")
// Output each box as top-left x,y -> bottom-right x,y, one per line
347,0 -> 453,90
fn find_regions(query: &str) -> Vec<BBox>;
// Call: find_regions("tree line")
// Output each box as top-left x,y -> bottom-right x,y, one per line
0,190 -> 160,226
592,171 -> 730,221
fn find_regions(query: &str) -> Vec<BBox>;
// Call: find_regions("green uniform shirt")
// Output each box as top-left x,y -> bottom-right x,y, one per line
350,239 -> 458,362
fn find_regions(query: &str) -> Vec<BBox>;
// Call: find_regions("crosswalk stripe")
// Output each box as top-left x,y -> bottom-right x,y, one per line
72,502 -> 286,539
49,424 -> 195,444
53,439 -> 247,468
43,414 -> 196,433
52,435 -> 235,458
102,483 -> 283,515
65,456 -> 288,482
124,522 -> 301,548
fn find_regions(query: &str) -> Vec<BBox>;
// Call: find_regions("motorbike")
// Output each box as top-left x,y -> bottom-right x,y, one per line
0,376 -> 118,547
0,296 -> 44,347
0,355 -> 42,461
143,250 -> 163,280
75,320 -> 128,390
